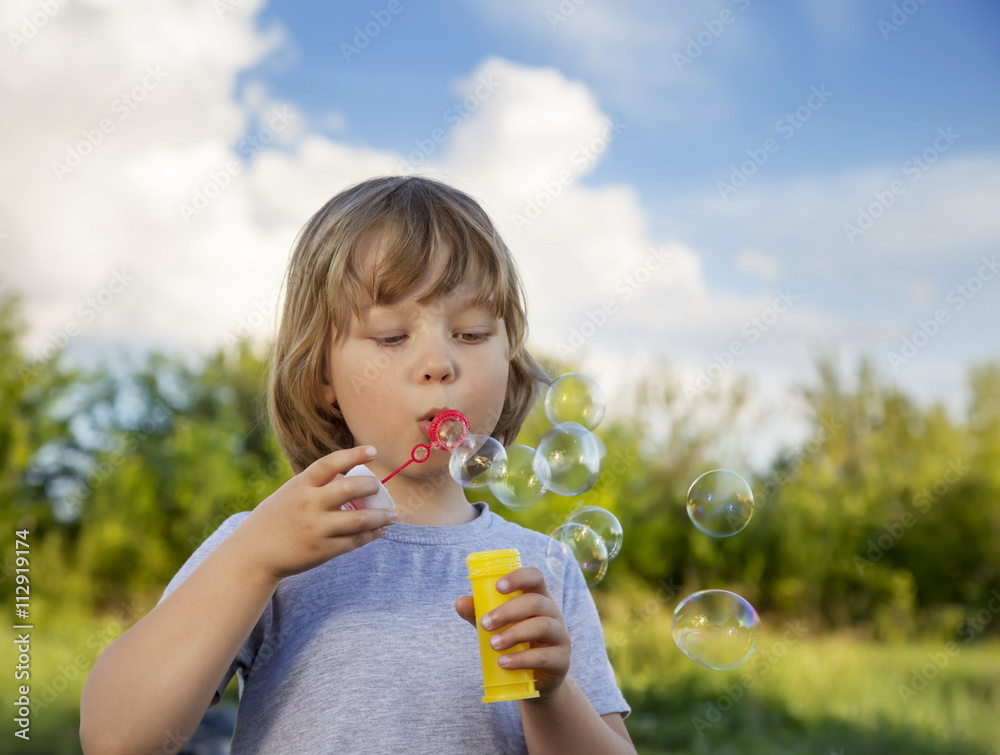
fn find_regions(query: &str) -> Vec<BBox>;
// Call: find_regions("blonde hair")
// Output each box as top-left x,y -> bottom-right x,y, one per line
268,175 -> 550,473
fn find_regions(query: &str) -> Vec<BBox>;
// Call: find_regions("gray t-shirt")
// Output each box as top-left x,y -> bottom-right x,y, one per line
162,502 -> 630,754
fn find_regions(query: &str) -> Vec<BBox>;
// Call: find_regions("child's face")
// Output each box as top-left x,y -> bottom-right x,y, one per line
321,238 -> 511,482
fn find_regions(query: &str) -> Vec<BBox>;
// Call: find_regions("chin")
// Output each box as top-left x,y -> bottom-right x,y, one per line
402,462 -> 453,483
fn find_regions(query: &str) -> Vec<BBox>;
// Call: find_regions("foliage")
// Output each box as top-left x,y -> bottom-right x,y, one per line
595,584 -> 1000,754
0,295 -> 998,630
2,292 -> 1000,750
3,602 -> 999,753
0,291 -> 79,605
500,358 -> 1000,640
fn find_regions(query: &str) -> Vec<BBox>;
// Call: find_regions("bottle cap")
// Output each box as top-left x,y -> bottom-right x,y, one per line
466,549 -> 521,577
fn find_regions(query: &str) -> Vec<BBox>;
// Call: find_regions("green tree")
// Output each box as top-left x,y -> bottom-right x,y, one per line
0,290 -> 77,605
68,342 -> 292,609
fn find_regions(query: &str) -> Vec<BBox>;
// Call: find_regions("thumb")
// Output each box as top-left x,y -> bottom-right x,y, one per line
454,595 -> 477,628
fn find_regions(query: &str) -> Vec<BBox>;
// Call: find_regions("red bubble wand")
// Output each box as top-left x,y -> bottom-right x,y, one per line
380,409 -> 471,484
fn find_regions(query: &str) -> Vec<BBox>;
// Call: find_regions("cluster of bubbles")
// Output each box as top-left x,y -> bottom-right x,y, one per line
671,469 -> 762,670
445,373 -> 607,505
442,373 -> 621,588
545,505 -> 623,588
437,378 -> 764,669
436,377 -> 764,668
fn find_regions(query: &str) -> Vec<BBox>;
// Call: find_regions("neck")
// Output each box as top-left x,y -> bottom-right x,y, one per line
383,470 -> 479,526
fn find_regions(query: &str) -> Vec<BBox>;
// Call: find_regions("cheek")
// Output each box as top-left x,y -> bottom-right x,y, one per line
333,343 -> 397,398
487,361 -> 512,417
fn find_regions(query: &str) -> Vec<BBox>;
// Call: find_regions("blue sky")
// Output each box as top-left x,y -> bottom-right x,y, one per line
1,0 -> 998,465
245,0 -> 1000,186
234,0 -> 1000,315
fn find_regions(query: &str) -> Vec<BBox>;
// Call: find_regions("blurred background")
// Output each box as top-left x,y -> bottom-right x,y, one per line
1,0 -> 998,753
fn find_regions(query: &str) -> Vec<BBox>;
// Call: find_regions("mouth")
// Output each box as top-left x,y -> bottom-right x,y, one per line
419,407 -> 449,423
417,407 -> 450,440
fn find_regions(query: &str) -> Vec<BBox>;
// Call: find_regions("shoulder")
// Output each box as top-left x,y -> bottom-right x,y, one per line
480,509 -> 554,555
161,512 -> 252,601
193,512 -> 252,554
477,507 -> 591,596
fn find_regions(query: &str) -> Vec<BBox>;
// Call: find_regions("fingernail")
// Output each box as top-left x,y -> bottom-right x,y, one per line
489,635 -> 501,649
481,615 -> 493,630
498,655 -> 510,667
497,579 -> 509,592
365,446 -> 377,457
388,510 -> 398,522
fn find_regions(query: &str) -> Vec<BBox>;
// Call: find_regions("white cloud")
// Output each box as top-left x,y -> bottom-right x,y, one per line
669,149 -> 1000,283
0,0 -> 286,356
839,152 -> 1000,258
442,57 -> 610,195
648,147 -> 1000,418
0,3 -> 810,450
736,249 -> 782,281
462,0 -> 751,123
1,0 -> 994,461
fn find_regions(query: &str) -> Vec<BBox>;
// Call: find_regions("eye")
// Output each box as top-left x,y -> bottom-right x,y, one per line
456,331 -> 490,344
372,334 -> 407,346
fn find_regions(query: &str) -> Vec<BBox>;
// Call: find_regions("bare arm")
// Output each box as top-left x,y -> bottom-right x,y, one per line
455,568 -> 636,755
80,446 -> 395,755
80,528 -> 281,754
520,679 -> 635,755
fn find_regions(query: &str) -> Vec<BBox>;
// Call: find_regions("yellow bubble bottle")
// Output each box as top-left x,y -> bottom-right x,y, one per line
466,548 -> 540,703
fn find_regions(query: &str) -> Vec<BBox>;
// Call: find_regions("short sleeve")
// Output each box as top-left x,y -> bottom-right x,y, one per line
159,512 -> 260,705
558,559 -> 631,718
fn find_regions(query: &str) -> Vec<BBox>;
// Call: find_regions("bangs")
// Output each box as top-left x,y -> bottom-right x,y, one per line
332,182 -> 512,329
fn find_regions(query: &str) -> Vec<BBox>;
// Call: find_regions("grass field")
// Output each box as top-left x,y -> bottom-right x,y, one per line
3,597 -> 998,754
597,590 -> 1000,755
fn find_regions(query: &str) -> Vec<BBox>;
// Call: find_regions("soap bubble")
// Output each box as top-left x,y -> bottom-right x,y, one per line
671,589 -> 760,669
685,470 -> 754,537
489,444 -> 547,510
592,433 -> 607,461
566,506 -> 623,561
435,417 -> 468,450
545,523 -> 609,587
533,422 -> 602,496
545,373 -> 606,430
449,435 -> 507,488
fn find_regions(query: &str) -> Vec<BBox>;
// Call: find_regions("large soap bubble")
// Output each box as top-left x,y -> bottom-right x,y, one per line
671,589 -> 760,669
685,470 -> 754,538
489,444 -> 547,510
449,435 -> 507,488
565,506 -> 623,561
545,523 -> 609,587
545,373 -> 606,430
533,422 -> 602,496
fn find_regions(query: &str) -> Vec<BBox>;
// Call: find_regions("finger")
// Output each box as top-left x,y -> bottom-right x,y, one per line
454,596 -> 477,627
495,566 -> 549,598
303,445 -> 378,486
488,616 -> 567,652
496,645 -> 569,673
341,519 -> 393,551
319,507 -> 397,539
481,592 -> 558,632
317,474 -> 381,510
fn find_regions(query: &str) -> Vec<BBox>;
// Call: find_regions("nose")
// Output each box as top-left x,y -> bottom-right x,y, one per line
416,334 -> 455,384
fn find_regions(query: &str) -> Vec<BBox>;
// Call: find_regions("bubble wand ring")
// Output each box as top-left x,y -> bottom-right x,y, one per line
428,409 -> 471,445
379,410 -> 471,485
